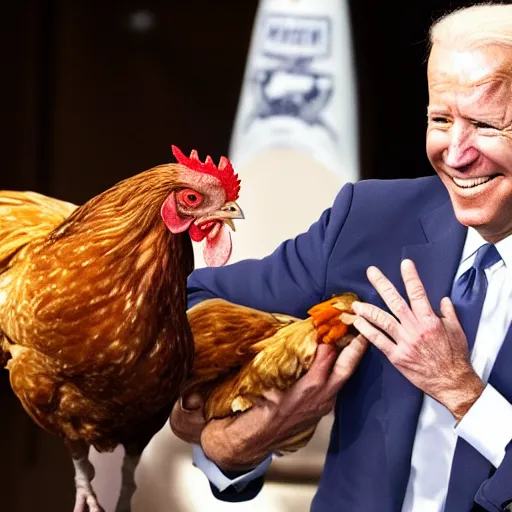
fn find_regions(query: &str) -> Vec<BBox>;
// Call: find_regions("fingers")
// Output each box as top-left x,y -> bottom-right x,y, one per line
260,387 -> 283,404
365,266 -> 415,327
352,301 -> 403,341
305,343 -> 338,381
440,296 -> 468,347
259,346 -> 337,405
181,392 -> 203,411
265,342 -> 361,404
401,259 -> 435,318
439,296 -> 457,322
353,315 -> 395,357
326,334 -> 369,394
201,414 -> 274,470
169,392 -> 206,444
365,261 -> 435,324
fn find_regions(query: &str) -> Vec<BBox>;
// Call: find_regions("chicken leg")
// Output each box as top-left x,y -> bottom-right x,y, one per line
114,444 -> 142,512
67,440 -> 105,512
113,432 -> 157,512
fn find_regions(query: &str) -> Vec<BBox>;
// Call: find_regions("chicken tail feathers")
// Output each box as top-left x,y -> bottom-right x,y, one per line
0,190 -> 77,267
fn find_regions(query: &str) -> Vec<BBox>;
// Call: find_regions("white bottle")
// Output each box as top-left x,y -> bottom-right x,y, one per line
231,0 -> 358,180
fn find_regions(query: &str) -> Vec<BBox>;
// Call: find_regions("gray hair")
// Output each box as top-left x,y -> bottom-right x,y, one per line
429,3 -> 512,52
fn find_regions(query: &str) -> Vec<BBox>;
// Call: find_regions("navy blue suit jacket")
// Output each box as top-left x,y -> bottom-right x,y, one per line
187,176 -> 512,511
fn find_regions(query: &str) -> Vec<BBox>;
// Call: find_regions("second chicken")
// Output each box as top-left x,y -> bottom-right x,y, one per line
185,293 -> 358,453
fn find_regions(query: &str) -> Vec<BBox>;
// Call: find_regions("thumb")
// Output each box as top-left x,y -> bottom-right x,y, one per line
181,392 -> 204,411
440,297 -> 465,333
326,334 -> 369,394
169,392 -> 206,444
440,296 -> 468,345
306,343 -> 337,381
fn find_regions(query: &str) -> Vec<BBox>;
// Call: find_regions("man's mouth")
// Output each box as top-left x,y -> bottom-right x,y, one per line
452,175 -> 499,189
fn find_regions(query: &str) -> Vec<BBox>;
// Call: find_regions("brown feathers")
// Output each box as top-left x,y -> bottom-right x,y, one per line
0,164 -> 196,451
185,293 -> 358,452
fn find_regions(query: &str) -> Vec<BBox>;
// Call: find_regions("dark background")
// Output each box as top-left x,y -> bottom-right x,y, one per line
0,0 -> 475,510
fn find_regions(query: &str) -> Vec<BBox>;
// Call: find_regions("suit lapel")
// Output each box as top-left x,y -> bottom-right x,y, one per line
402,200 -> 467,313
383,200 -> 467,509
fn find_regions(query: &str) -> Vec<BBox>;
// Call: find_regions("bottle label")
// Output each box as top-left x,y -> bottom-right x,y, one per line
229,1 -> 359,183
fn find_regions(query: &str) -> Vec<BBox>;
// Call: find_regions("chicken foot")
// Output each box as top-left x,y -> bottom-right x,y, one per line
67,440 -> 105,512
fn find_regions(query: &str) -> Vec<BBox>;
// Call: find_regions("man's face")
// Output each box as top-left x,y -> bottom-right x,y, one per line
426,43 -> 512,242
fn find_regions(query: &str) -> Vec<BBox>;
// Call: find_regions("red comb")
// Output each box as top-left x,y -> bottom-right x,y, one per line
171,145 -> 241,202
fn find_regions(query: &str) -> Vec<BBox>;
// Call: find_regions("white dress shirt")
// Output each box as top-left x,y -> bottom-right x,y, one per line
193,228 -> 512,505
401,228 -> 512,510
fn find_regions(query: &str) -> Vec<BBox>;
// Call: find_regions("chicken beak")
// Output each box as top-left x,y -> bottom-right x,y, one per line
216,201 -> 244,232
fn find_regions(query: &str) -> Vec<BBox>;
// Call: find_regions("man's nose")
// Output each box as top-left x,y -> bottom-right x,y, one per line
444,123 -> 479,168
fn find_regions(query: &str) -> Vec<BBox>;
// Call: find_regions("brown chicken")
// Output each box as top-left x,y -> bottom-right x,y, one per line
0,146 -> 243,512
185,293 -> 358,453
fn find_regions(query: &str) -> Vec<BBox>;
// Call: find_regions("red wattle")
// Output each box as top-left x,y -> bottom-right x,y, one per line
189,224 -> 208,242
203,223 -> 232,267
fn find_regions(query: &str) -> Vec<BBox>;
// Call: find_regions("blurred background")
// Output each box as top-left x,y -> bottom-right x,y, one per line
1,0 -> 471,510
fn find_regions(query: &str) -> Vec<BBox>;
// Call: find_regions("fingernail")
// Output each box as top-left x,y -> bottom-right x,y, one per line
181,393 -> 202,411
352,301 -> 361,312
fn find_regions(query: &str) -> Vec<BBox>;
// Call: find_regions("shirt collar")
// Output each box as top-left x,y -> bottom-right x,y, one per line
461,227 -> 512,269
497,233 -> 512,270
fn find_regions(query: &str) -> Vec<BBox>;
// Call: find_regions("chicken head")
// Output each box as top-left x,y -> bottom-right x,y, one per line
160,146 -> 243,266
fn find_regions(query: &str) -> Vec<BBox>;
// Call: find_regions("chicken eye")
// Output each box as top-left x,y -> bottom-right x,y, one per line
177,189 -> 203,208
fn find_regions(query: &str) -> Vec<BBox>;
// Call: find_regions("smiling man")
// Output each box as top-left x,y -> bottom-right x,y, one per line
426,41 -> 512,242
172,4 -> 512,511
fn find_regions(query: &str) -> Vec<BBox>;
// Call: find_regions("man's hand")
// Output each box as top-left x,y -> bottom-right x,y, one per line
351,258 -> 484,422
170,335 -> 368,471
170,392 -> 206,445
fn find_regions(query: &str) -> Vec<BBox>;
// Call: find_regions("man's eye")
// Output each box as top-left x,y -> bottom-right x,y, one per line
473,121 -> 495,129
430,116 -> 449,123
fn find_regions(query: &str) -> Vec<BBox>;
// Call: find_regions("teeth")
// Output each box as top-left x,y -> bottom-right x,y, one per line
452,176 -> 494,188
